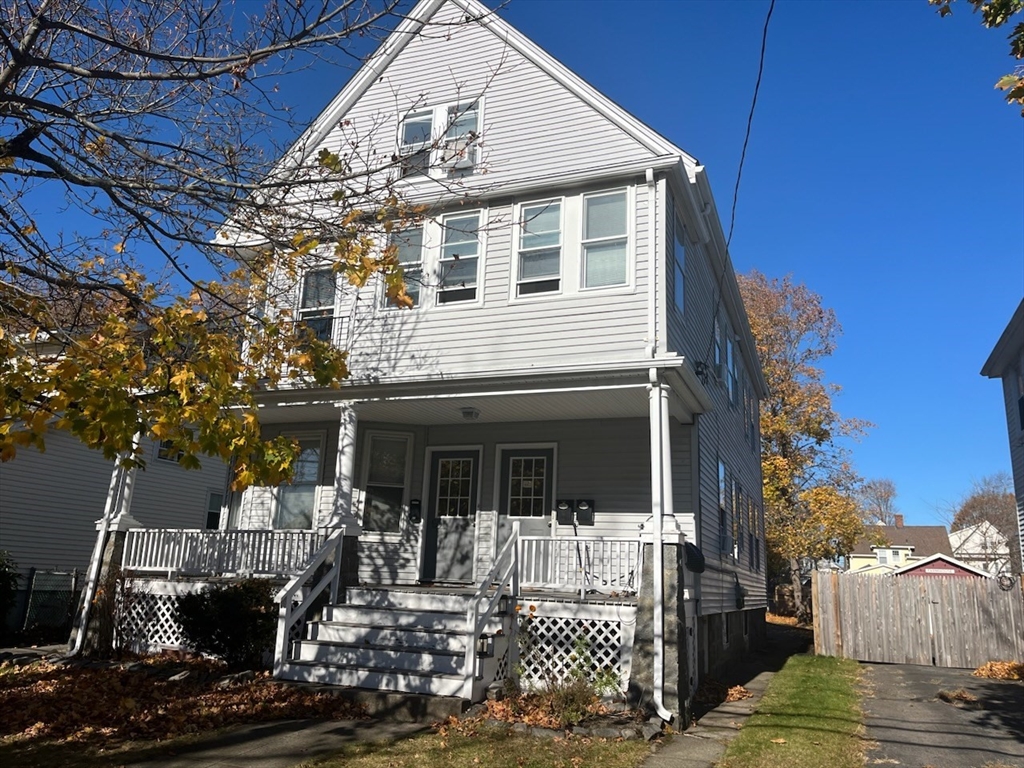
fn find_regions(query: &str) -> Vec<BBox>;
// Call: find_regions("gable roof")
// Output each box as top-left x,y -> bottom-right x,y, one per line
284,0 -> 696,173
892,552 -> 991,578
851,524 -> 952,557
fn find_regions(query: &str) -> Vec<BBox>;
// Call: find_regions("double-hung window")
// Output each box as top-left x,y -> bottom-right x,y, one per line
582,190 -> 628,288
441,102 -> 479,170
362,432 -> 412,534
517,200 -> 561,296
389,225 -> 425,308
299,268 -> 336,343
438,212 -> 480,304
399,109 -> 433,177
274,437 -> 322,530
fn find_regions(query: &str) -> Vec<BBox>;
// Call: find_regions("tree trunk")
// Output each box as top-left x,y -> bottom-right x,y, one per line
788,557 -> 808,623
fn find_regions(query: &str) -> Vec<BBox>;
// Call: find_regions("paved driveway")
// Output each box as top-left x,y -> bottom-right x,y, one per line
862,662 -> 1024,768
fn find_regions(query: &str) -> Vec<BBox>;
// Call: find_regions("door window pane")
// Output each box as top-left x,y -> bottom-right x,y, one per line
436,458 -> 474,517
506,455 -> 547,518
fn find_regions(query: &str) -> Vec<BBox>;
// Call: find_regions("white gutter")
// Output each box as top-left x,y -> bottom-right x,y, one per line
648,368 -> 673,723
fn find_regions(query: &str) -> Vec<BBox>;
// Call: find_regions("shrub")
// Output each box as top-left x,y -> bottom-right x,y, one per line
175,579 -> 276,670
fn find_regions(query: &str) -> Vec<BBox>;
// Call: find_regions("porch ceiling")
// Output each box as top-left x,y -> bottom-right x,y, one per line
252,357 -> 706,426
256,382 -> 664,426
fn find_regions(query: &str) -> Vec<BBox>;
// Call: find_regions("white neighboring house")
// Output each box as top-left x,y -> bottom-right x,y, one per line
948,522 -> 1011,576
981,298 -> 1024,574
108,0 -> 769,720
0,431 -> 228,634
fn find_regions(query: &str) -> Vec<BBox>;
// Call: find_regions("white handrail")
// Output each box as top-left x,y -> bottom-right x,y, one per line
273,527 -> 346,677
463,520 -> 520,701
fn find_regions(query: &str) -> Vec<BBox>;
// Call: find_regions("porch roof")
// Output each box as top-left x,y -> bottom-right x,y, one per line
253,356 -> 710,426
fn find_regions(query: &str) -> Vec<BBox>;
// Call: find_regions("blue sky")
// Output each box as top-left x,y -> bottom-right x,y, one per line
280,0 -> 1023,525
485,0 -> 1022,526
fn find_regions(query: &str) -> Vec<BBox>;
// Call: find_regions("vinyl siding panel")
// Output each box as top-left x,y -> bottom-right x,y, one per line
319,1 -> 657,192
340,185 -> 651,379
0,432 -> 226,579
666,198 -> 766,615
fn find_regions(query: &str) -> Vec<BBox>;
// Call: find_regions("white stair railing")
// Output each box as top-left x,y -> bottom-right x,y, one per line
273,526 -> 346,677
464,520 -> 520,701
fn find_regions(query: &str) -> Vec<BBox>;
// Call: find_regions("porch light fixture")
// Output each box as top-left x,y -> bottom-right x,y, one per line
459,407 -> 481,421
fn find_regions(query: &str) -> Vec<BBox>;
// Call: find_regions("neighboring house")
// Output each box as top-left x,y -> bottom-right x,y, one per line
981,298 -> 1024,572
891,552 -> 991,579
0,431 -> 227,634
107,0 -> 768,720
847,514 -> 952,574
949,521 -> 1011,576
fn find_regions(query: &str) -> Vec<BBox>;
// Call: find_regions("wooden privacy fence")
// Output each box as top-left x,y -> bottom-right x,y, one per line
812,571 -> 1024,668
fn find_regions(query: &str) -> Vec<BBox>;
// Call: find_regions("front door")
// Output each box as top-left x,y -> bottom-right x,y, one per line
423,449 -> 480,583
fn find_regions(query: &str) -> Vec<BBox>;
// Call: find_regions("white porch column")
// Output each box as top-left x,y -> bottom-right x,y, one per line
110,432 -> 143,531
326,402 -> 362,534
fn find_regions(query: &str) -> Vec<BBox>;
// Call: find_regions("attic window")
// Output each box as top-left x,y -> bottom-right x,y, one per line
398,101 -> 481,178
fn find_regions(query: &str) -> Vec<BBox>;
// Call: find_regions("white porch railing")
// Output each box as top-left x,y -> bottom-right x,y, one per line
518,535 -> 645,595
274,527 -> 346,677
122,529 -> 325,578
465,520 -> 520,700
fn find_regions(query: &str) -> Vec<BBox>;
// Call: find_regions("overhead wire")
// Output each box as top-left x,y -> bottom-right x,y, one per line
726,0 -> 776,249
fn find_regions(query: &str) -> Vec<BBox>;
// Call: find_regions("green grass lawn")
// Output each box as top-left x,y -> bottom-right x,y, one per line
718,655 -> 863,768
302,720 -> 651,768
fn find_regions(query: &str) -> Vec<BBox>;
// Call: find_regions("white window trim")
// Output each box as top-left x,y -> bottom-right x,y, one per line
510,198 -> 565,302
578,186 -> 635,294
382,223 -> 427,311
432,209 -> 486,310
271,431 -> 326,531
396,99 -> 484,181
297,265 -> 339,345
359,429 -> 415,541
155,439 -> 183,464
492,442 -> 559,522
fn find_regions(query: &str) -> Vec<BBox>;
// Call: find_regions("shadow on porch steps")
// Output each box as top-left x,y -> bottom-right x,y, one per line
277,586 -> 513,704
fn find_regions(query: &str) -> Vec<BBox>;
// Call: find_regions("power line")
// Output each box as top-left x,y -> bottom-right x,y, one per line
726,0 -> 775,248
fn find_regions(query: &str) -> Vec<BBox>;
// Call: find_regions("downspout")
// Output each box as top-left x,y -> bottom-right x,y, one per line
648,368 -> 673,723
645,168 -> 658,359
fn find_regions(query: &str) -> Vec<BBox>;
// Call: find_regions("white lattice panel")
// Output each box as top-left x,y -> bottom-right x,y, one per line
514,599 -> 637,692
120,580 -> 210,653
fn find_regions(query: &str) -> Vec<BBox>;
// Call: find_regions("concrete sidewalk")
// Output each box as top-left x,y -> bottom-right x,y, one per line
643,667 -> 775,768
121,720 -> 427,768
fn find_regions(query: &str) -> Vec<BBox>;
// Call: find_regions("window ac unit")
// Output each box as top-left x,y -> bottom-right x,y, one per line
440,138 -> 476,170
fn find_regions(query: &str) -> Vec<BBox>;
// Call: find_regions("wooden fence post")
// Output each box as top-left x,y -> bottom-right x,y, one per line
831,571 -> 843,658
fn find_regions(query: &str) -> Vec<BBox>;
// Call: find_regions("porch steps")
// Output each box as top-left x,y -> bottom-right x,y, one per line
276,586 -> 512,701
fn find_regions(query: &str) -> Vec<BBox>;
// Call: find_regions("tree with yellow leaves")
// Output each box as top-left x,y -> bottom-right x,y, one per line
0,1 -> 442,486
737,271 -> 868,619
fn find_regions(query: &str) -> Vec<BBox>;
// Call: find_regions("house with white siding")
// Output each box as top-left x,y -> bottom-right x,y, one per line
0,432 -> 227,635
981,298 -> 1024,573
114,0 -> 768,721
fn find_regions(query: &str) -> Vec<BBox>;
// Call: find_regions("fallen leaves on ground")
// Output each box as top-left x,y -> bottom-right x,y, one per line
693,678 -> 753,708
972,660 -> 1024,681
0,657 -> 365,746
936,688 -> 980,709
480,694 -> 610,731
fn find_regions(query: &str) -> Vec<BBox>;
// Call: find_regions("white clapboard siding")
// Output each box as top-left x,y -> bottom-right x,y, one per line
318,1 -> 658,191
0,431 -> 227,578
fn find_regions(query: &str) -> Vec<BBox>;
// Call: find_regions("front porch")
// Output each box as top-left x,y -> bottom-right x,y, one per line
117,523 -> 642,702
